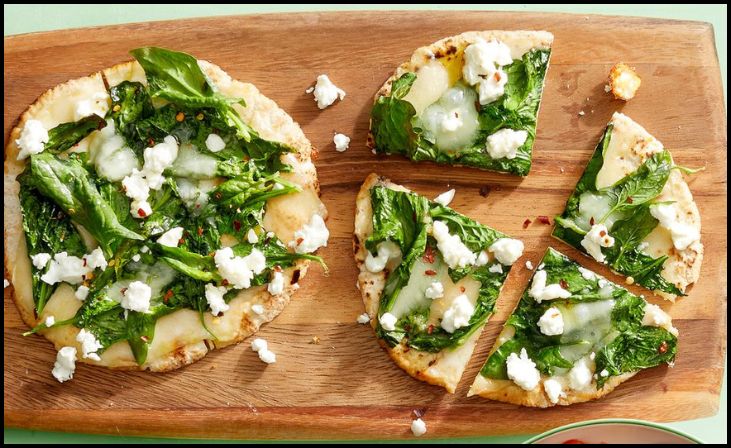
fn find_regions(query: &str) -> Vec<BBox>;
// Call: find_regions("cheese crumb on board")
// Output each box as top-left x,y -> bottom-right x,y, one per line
608,62 -> 641,101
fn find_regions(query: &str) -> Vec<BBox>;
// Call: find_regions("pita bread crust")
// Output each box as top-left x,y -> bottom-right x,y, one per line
607,113 -> 703,300
5,60 -> 326,372
354,173 -> 484,393
366,30 -> 553,150
468,324 -> 636,407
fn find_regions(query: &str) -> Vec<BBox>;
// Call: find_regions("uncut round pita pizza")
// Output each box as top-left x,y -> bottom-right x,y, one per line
4,47 -> 328,380
368,31 -> 553,176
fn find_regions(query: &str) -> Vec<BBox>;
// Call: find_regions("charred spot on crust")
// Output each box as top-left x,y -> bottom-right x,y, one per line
446,45 -> 457,55
428,359 -> 437,367
353,235 -> 360,254
434,49 -> 445,59
291,269 -> 301,285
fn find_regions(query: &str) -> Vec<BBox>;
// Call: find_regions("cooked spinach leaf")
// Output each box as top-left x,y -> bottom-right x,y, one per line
595,327 -> 677,387
44,115 -> 107,154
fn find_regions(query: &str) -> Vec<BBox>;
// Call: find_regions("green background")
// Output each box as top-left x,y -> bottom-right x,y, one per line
3,4 -> 727,444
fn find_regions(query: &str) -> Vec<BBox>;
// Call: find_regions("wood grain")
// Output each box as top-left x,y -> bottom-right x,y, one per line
3,11 -> 727,440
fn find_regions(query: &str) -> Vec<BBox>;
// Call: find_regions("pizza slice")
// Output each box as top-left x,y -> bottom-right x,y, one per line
368,31 -> 553,176
354,174 -> 524,392
552,112 -> 703,300
469,247 -> 678,407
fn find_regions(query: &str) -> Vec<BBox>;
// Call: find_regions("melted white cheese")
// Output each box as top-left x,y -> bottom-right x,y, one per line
418,84 -> 480,152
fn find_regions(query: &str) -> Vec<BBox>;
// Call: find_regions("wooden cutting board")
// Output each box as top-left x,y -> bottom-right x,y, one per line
3,11 -> 727,440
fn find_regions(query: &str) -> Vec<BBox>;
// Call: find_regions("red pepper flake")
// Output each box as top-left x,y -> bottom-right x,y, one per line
658,341 -> 669,354
562,439 -> 586,444
425,269 -> 437,276
627,196 -> 634,204
163,289 -> 174,303
589,216 -> 595,226
148,137 -> 155,146
523,218 -> 532,229
221,279 -> 229,287
460,286 -> 466,293
296,237 -> 304,245
137,208 -> 147,218
427,324 -> 434,335
120,287 -> 128,295
422,245 -> 435,264
197,227 -> 203,236
233,220 -> 242,232
493,72 -> 501,82
178,238 -> 185,245
559,279 -> 569,289
82,258 -> 88,267
537,215 -> 551,225
274,265 -> 282,272
599,230 -> 607,237
140,335 -> 149,342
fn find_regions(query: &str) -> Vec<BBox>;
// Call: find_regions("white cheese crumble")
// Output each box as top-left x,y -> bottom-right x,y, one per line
74,92 -> 109,121
600,369 -> 609,377
31,253 -> 52,270
537,307 -> 564,336
16,119 -> 49,160
76,328 -> 103,361
205,133 -> 226,152
140,245 -> 150,253
433,188 -> 456,207
213,247 -> 267,290
246,228 -> 259,244
52,346 -> 77,383
424,281 -> 444,299
251,304 -> 264,315
132,254 -> 141,262
462,38 -> 513,105
157,227 -> 184,248
475,250 -> 489,266
440,293 -> 475,333
379,312 -> 398,331
357,313 -> 370,324
85,247 -> 108,271
45,315 -> 55,327
311,74 -> 346,109
204,283 -> 229,316
411,418 -> 427,437
3,279 -> 9,289
649,203 -> 700,251
75,285 -> 90,301
365,241 -> 401,273
333,133 -> 350,152
525,260 -> 534,270
40,252 -> 90,285
251,338 -> 276,364
121,281 -> 152,313
485,128 -> 528,160
121,136 -> 179,218
568,356 -> 595,391
642,303 -> 679,336
488,263 -> 503,274
506,348 -> 541,391
489,238 -> 524,266
289,214 -> 329,254
578,266 -> 596,280
543,377 -> 566,404
529,270 -> 571,303
431,220 -> 476,269
267,271 -> 285,296
581,224 -> 615,263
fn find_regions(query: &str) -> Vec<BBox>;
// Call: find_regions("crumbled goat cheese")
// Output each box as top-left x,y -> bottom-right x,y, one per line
31,253 -> 52,270
462,37 -> 513,105
267,271 -> 285,296
333,133 -> 350,152
75,285 -> 90,301
440,294 -> 475,333
411,418 -> 427,437
40,252 -> 91,285
204,283 -> 230,316
568,356 -> 595,391
76,328 -> 103,361
214,247 -> 267,290
488,263 -> 503,274
581,224 -> 615,263
577,266 -> 596,280
365,241 -> 401,273
132,254 -> 141,262
251,338 -> 268,352
379,312 -> 398,331
537,307 -> 564,336
289,214 -> 329,254
525,260 -> 534,270
251,338 -> 276,364
311,74 -> 346,109
489,238 -> 524,266
475,250 -> 489,266
431,220 -> 476,269
121,281 -> 152,313
357,313 -> 370,324
543,377 -> 566,404
642,303 -> 679,336
425,281 -> 444,299
485,128 -> 528,160
85,247 -> 108,271
433,189 -> 456,207
45,315 -> 56,327
506,348 -> 541,391
246,228 -> 259,244
3,279 -> 9,289
16,119 -> 49,160
74,92 -> 109,121
649,203 -> 700,251
52,346 -> 77,383
157,227 -> 184,248
529,270 -> 572,303
205,133 -> 226,152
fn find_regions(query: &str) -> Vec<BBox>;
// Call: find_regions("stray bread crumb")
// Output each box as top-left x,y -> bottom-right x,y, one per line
608,62 -> 641,101
309,336 -> 321,345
